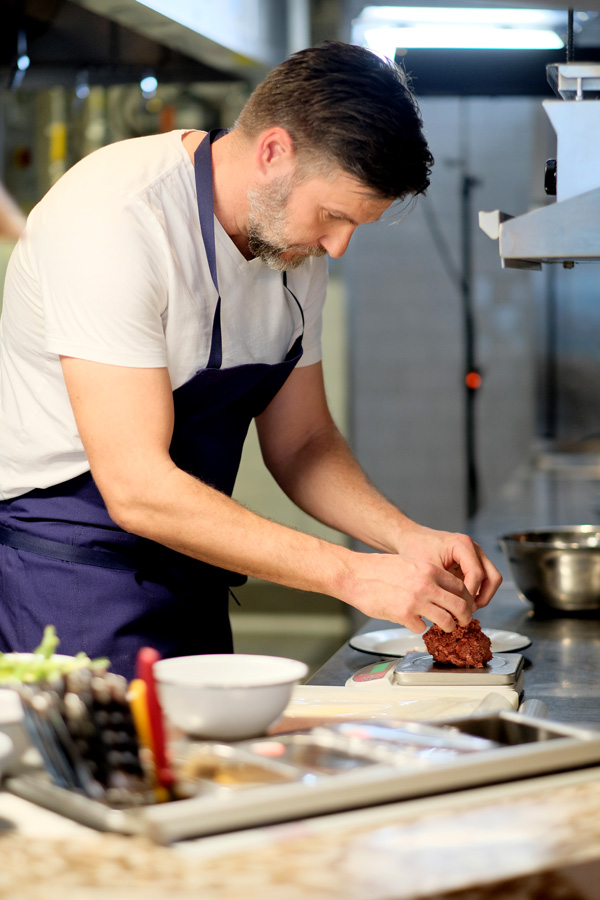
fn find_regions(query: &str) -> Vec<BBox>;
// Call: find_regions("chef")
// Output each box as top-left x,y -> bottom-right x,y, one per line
0,42 -> 501,680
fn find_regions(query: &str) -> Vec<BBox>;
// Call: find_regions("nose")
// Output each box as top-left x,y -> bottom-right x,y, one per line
319,225 -> 356,258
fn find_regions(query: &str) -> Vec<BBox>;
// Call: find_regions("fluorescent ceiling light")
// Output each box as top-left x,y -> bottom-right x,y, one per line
364,25 -> 565,54
353,6 -> 567,55
359,6 -> 564,27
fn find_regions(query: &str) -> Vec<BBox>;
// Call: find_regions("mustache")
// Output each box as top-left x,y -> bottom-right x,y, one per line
249,230 -> 326,258
247,230 -> 327,271
285,244 -> 327,257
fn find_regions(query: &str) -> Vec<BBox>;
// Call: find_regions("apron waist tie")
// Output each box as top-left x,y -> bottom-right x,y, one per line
0,524 -> 137,571
0,524 -> 248,587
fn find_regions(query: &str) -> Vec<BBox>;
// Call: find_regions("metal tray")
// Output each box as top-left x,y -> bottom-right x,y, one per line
7,710 -> 600,845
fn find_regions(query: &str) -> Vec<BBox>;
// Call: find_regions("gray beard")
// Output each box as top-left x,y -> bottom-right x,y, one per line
246,179 -> 326,272
247,230 -> 315,272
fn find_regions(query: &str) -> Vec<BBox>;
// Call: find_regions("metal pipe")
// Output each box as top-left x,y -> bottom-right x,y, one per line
567,8 -> 574,62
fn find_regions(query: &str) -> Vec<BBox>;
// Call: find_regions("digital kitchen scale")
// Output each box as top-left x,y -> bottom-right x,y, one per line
346,652 -> 525,698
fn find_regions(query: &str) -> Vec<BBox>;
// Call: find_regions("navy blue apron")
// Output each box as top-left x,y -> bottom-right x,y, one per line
0,130 -> 304,680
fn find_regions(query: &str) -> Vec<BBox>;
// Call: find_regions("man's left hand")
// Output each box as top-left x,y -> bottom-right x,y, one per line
394,524 -> 502,610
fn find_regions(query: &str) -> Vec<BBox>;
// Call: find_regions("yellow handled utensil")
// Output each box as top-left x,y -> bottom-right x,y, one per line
128,678 -> 153,750
127,677 -> 169,802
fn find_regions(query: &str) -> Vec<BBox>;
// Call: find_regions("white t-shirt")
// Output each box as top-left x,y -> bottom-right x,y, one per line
0,130 -> 327,500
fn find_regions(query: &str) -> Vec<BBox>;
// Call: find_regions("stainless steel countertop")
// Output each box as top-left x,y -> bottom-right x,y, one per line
310,461 -> 600,726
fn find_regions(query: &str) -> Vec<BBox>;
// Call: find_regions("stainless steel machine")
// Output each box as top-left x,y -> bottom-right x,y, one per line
480,60 -> 600,267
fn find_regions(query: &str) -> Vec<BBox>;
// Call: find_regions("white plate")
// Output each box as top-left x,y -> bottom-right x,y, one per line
349,627 -> 531,657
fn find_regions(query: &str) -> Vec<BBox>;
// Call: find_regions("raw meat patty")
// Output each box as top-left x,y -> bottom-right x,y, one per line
423,618 -> 492,668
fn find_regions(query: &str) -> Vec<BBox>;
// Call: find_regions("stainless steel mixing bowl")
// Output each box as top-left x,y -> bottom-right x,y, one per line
499,526 -> 600,612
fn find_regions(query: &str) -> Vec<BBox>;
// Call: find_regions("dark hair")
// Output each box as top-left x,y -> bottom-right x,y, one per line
236,41 -> 433,200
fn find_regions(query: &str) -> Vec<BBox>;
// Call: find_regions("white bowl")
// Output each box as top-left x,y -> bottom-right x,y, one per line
154,654 -> 309,740
0,691 -> 25,768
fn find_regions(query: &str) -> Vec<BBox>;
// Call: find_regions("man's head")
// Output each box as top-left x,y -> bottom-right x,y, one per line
244,166 -> 391,271
246,171 -> 326,271
236,41 -> 433,203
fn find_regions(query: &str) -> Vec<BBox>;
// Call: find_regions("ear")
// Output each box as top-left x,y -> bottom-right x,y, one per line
254,127 -> 296,180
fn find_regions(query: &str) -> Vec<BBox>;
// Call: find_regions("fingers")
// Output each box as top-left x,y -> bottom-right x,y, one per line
401,614 -> 428,634
448,537 -> 485,598
463,554 -> 502,609
419,591 -> 472,633
398,526 -> 502,611
473,555 -> 503,608
343,547 -> 497,637
430,596 -> 473,629
397,602 -> 460,635
391,563 -> 477,631
420,538 -> 501,629
388,569 -> 468,634
447,536 -> 502,608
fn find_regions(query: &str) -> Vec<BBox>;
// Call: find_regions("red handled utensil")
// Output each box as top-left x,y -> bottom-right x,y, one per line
135,647 -> 175,791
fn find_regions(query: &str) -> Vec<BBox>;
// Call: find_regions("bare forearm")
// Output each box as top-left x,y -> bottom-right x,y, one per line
110,460 -> 353,596
265,423 -> 414,553
108,461 -> 486,632
262,425 -> 502,613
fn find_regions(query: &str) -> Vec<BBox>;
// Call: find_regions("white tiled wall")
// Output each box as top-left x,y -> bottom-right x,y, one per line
343,97 -> 552,536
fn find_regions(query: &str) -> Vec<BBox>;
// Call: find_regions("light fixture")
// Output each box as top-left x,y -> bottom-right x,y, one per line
140,74 -> 158,98
11,28 -> 30,90
75,69 -> 90,100
16,26 -> 30,69
352,6 -> 567,56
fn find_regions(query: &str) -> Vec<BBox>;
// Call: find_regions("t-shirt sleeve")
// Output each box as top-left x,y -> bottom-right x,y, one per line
294,256 -> 327,368
32,183 -> 169,367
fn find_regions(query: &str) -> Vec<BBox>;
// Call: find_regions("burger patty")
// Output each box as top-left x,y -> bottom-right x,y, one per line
423,618 -> 492,668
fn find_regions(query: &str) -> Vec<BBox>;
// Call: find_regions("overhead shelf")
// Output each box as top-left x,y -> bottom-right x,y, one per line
479,188 -> 600,269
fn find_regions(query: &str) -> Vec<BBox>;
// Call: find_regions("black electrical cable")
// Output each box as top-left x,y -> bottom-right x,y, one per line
420,198 -> 463,294
420,183 -> 481,520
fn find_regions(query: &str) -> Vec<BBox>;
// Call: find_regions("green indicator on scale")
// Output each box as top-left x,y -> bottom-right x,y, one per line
370,663 -> 389,673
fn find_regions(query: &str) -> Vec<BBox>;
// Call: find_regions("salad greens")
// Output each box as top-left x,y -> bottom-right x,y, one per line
0,625 -> 109,683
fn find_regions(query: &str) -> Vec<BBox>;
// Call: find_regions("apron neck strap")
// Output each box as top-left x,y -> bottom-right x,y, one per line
194,129 -> 227,369
193,130 -> 303,370
283,271 -> 305,334
194,129 -> 227,298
